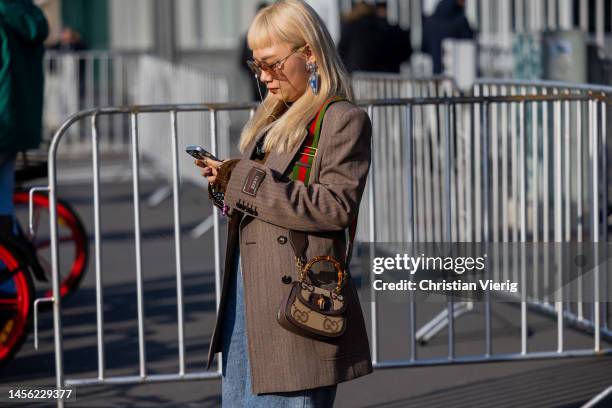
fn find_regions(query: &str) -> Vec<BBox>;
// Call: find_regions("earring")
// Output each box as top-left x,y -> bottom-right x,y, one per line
306,61 -> 319,95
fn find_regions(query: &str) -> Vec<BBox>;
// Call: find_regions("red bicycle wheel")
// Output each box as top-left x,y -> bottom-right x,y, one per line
13,191 -> 88,304
0,243 -> 34,367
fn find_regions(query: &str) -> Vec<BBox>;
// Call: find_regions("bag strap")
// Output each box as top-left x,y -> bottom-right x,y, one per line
289,95 -> 345,186
288,96 -> 359,271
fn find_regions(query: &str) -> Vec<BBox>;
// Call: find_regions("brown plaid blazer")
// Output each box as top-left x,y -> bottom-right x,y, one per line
206,100 -> 373,394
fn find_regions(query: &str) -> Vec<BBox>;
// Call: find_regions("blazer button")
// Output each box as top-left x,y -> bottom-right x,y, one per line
277,235 -> 287,244
282,275 -> 292,284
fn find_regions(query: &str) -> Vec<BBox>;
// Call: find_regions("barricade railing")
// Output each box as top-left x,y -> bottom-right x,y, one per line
41,94 -> 610,407
43,51 -> 229,162
43,51 -> 140,155
357,93 -> 610,371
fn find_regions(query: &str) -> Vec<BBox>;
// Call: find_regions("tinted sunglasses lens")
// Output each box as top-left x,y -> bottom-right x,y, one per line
247,61 -> 261,77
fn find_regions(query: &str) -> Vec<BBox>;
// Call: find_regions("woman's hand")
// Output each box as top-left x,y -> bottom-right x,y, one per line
195,158 -> 224,185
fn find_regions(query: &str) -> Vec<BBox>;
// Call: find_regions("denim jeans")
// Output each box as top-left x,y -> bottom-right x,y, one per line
0,152 -> 16,217
221,248 -> 338,407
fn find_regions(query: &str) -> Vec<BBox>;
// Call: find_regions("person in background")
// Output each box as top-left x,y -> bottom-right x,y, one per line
0,0 -> 49,238
422,0 -> 474,74
338,0 -> 411,74
47,26 -> 87,52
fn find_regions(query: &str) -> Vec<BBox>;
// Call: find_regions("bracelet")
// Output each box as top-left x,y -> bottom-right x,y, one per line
209,184 -> 229,217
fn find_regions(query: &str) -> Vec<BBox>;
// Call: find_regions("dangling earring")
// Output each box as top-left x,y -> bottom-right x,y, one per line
306,61 -> 319,95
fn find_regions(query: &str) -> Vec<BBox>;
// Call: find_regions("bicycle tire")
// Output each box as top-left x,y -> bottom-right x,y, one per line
12,191 -> 89,308
0,243 -> 34,368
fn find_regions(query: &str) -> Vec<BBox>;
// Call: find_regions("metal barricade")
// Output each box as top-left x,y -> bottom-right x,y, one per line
351,74 -> 461,243
43,51 -> 229,163
40,93 -> 610,407
43,102 -> 255,408
359,92 -> 611,366
44,51 -> 140,155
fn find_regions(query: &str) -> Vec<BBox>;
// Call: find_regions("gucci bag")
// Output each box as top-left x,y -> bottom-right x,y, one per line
277,253 -> 349,340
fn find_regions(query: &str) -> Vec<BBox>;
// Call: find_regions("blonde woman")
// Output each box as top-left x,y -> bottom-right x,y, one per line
195,0 -> 373,405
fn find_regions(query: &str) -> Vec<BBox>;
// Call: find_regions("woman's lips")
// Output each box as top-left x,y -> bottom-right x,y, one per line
268,88 -> 279,93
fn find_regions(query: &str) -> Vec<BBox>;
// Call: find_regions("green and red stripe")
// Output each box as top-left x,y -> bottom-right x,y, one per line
290,96 -> 345,185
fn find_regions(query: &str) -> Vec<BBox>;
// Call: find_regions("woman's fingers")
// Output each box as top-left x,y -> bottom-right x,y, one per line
206,158 -> 223,168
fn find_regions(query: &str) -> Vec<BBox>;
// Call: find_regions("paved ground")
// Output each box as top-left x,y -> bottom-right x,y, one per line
0,156 -> 611,408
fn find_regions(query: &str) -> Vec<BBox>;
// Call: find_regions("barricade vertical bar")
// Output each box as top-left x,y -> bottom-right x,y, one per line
547,0 -> 556,29
554,96 -> 564,352
483,102 -> 492,357
424,84 -> 434,241
367,105 -> 378,364
510,87 -> 519,289
501,87 -> 509,281
596,0 -> 604,47
113,56 -> 124,152
394,83 -> 404,241
519,100 -> 528,354
92,114 -> 105,379
543,89 -> 550,304
563,95 -> 572,323
210,110 -> 223,371
416,87 -> 425,240
86,54 -> 95,109
564,96 -> 571,242
492,89 -> 499,243
131,112 -> 147,378
599,99 -> 607,331
100,55 -> 110,151
475,87 -> 482,241
170,111 -> 186,376
49,119 -> 65,408
590,99 -> 601,352
467,90 -> 475,242
576,100 -> 584,320
406,104 -> 415,243
406,104 -> 417,361
444,102 -> 454,360
532,88 -> 539,299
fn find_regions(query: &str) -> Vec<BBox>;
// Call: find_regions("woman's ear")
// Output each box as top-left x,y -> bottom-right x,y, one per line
304,44 -> 316,64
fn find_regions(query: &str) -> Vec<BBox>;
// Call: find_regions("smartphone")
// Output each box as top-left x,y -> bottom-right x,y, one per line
186,145 -> 221,162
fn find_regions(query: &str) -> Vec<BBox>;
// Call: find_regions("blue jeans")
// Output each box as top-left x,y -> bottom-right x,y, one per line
0,152 -> 16,217
221,248 -> 338,407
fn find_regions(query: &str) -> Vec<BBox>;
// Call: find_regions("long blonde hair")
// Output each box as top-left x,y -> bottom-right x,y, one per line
239,0 -> 354,154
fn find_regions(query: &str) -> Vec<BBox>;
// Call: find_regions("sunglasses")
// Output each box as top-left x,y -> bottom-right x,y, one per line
246,46 -> 305,79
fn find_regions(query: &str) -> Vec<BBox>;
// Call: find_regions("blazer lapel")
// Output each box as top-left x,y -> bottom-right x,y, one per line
242,122 -> 310,177
242,122 -> 274,159
263,130 -> 309,176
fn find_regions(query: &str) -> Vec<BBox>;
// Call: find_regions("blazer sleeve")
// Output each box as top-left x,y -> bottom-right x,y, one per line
222,104 -> 372,232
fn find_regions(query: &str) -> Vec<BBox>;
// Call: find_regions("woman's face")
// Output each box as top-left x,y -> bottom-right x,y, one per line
252,42 -> 315,103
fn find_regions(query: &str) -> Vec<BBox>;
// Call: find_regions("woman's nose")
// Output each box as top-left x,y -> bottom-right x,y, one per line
259,69 -> 273,83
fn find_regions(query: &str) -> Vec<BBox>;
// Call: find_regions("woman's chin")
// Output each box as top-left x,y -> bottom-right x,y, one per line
267,89 -> 302,102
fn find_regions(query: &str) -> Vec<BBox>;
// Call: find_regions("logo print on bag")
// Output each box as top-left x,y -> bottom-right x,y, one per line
323,317 -> 340,332
292,308 -> 310,323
